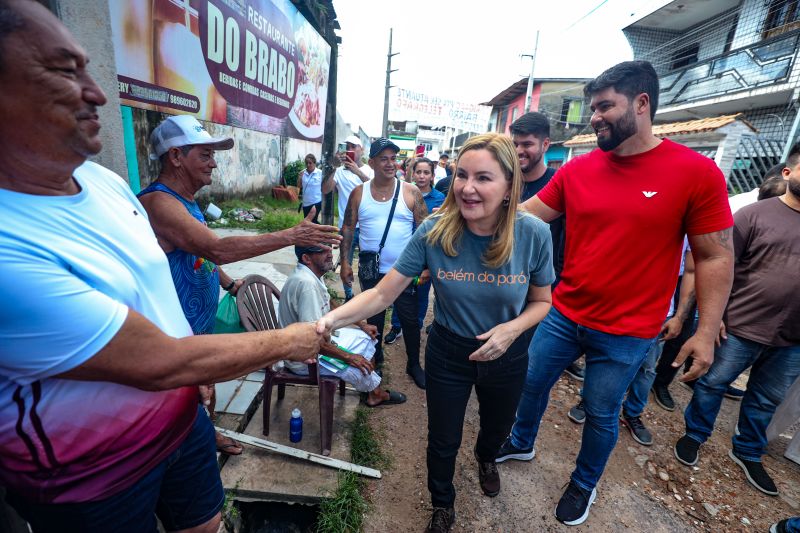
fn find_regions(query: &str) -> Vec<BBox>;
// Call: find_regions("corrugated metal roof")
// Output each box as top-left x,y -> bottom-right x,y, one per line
564,114 -> 757,146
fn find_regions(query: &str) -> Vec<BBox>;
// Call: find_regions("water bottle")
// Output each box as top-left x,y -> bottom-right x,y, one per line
289,408 -> 303,443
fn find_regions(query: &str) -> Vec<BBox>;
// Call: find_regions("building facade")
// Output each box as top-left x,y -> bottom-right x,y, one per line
623,0 -> 800,191
483,78 -> 592,168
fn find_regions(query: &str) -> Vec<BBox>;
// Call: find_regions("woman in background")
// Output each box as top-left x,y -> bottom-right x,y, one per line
299,153 -> 322,223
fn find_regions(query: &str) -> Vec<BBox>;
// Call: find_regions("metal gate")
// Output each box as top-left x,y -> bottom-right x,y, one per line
727,135 -> 785,193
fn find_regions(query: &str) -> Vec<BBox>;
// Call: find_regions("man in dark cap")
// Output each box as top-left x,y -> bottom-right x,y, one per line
339,138 -> 430,389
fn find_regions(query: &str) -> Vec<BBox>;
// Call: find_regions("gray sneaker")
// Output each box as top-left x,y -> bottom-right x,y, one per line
568,400 -> 586,424
620,412 -> 653,446
384,327 -> 402,344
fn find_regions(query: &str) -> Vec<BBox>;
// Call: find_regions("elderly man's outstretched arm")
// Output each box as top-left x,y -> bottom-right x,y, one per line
59,310 -> 324,390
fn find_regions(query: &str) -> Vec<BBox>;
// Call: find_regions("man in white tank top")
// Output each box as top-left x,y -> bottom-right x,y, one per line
339,138 -> 430,389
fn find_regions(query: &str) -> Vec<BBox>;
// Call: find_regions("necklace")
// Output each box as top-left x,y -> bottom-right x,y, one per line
373,180 -> 396,201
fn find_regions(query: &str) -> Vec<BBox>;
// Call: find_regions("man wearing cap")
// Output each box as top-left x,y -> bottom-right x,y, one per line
321,135 -> 374,300
0,2 -> 324,531
339,138 -> 430,389
278,245 -> 406,407
138,114 -> 341,454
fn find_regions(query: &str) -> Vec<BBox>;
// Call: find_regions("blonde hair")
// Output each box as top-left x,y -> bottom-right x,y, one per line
426,133 -> 522,268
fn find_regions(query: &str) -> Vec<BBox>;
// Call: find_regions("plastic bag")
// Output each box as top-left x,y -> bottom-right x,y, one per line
214,293 -> 245,334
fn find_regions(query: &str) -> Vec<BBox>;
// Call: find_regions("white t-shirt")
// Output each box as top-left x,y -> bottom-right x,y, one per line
301,168 -> 323,206
0,162 -> 198,503
434,165 -> 447,184
333,164 -> 373,228
728,188 -> 758,214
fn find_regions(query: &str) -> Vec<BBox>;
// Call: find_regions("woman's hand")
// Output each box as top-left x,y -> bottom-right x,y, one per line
468,323 -> 520,361
316,313 -> 336,336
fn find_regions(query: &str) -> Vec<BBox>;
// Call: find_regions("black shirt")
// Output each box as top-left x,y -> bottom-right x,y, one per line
521,167 -> 565,283
435,176 -> 451,196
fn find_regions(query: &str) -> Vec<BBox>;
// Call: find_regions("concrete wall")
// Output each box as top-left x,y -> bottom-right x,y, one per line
54,0 -> 128,180
131,109 -> 321,200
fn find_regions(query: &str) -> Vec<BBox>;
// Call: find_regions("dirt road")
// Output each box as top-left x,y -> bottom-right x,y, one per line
362,331 -> 799,532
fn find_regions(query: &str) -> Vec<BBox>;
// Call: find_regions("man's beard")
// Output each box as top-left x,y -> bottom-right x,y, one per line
520,152 -> 543,173
596,108 -> 637,152
788,177 -> 800,199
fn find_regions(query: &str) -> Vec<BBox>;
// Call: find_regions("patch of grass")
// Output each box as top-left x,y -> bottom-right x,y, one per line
221,477 -> 243,531
206,195 -> 305,233
206,193 -> 341,233
316,407 -> 389,532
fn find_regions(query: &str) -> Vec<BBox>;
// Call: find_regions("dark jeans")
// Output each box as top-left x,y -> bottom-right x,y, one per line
426,322 -> 531,507
653,308 -> 697,387
358,272 -> 420,369
390,280 -> 431,330
302,202 -> 322,223
684,332 -> 800,461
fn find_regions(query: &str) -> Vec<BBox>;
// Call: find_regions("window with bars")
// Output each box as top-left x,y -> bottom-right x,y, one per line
670,43 -> 700,70
764,0 -> 800,37
560,99 -> 583,125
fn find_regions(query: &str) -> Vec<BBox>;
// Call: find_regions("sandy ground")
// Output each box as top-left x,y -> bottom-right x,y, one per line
335,292 -> 800,533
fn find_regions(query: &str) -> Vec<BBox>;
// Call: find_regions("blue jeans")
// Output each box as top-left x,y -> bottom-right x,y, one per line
510,307 -> 655,492
623,336 -> 664,417
340,227 -> 359,300
683,332 -> 800,461
784,517 -> 800,532
391,280 -> 431,330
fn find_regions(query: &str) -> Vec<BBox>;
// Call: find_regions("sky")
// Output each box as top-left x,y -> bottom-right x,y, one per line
331,0 -> 671,136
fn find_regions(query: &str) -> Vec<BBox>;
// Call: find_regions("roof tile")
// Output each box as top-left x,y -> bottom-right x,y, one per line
563,114 -> 757,146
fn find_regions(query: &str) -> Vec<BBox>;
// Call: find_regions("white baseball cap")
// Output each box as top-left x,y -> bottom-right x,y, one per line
150,115 -> 234,160
344,135 -> 362,147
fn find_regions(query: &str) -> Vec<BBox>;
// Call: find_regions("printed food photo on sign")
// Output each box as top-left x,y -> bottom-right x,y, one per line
109,0 -> 331,142
289,15 -> 330,139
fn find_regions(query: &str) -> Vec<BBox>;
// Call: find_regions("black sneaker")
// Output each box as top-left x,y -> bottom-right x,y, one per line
425,507 -> 455,533
495,436 -> 535,463
728,449 -> 778,496
770,519 -> 793,533
651,383 -> 676,411
474,450 -> 501,497
678,380 -> 696,391
406,365 -> 426,389
724,385 -> 745,400
384,327 -> 402,344
554,480 -> 597,526
564,362 -> 585,381
568,400 -> 586,424
674,434 -> 700,466
620,412 -> 653,446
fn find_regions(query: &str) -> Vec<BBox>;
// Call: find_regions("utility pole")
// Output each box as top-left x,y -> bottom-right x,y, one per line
522,30 -> 540,113
381,28 -> 399,137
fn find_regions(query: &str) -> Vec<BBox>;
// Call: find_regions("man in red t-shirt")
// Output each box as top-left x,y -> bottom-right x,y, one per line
495,61 -> 734,526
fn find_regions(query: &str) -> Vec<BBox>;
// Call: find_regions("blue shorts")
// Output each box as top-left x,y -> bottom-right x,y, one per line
8,406 -> 224,533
